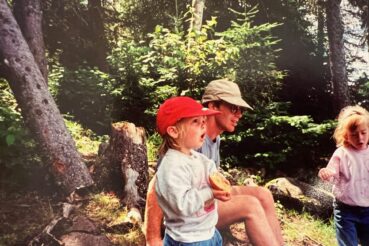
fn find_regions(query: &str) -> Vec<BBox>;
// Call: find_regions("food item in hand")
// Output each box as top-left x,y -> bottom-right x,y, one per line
209,172 -> 231,192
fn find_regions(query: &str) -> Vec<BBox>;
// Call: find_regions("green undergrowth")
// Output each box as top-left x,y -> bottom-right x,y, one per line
65,117 -> 108,156
278,204 -> 336,246
84,192 -> 145,245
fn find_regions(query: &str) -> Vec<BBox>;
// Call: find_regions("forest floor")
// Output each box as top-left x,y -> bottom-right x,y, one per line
0,185 -> 337,246
0,150 -> 336,246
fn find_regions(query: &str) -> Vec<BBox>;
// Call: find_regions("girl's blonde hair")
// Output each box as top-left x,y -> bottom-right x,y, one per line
333,105 -> 369,147
158,119 -> 187,157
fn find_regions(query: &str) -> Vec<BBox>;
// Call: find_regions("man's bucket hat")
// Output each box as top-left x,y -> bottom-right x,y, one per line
202,78 -> 253,110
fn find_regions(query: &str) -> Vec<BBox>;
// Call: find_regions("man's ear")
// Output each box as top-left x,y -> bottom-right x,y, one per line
166,126 -> 179,138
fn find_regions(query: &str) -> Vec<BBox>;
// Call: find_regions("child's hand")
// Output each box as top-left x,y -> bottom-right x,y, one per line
318,167 -> 336,181
209,172 -> 232,192
212,188 -> 231,202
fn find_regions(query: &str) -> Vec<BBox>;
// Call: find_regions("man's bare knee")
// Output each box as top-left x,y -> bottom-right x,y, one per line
253,186 -> 274,205
239,196 -> 265,220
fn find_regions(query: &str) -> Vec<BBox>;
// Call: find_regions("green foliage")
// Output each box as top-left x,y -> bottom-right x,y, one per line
108,40 -> 157,129
64,116 -> 108,155
106,8 -> 283,132
48,61 -> 64,98
85,192 -> 145,245
0,79 -> 24,147
221,102 -> 336,175
0,80 -> 44,190
281,209 -> 336,246
55,67 -> 117,134
147,132 -> 161,162
219,7 -> 285,106
354,74 -> 369,107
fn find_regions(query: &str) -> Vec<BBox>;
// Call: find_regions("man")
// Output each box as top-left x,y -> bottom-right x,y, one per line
144,79 -> 284,246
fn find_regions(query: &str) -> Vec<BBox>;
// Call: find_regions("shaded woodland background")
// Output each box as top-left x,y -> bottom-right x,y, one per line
0,0 -> 368,244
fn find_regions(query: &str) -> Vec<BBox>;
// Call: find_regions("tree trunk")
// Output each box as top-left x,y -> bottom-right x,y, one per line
326,0 -> 350,112
87,0 -> 109,72
317,5 -> 325,59
190,0 -> 205,32
13,0 -> 48,84
100,122 -> 148,206
0,0 -> 94,194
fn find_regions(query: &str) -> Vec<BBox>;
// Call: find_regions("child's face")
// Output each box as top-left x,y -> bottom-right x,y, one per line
347,124 -> 369,150
177,116 -> 207,154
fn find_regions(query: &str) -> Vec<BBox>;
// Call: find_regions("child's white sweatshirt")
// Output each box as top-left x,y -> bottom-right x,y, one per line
155,148 -> 218,243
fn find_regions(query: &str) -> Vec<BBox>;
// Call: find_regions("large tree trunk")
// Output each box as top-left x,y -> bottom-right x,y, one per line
0,0 -> 94,194
13,0 -> 48,84
326,0 -> 350,112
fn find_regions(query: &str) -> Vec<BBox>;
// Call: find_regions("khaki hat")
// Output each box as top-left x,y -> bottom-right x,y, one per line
202,78 -> 253,109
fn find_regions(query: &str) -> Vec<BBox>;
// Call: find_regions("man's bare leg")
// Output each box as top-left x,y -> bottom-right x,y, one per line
217,194 -> 280,246
231,186 -> 284,245
143,176 -> 163,246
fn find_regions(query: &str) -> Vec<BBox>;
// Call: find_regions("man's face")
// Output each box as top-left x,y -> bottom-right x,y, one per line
211,101 -> 244,133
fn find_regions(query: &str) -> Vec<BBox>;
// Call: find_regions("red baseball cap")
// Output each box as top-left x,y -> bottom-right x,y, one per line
156,96 -> 220,136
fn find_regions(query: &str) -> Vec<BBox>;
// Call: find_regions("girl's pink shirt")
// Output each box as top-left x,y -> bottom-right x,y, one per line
327,146 -> 369,207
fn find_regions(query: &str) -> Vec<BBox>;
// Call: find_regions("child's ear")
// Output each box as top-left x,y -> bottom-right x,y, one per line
167,126 -> 179,138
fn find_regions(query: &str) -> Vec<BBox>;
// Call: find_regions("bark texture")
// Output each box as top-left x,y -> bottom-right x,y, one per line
266,177 -> 334,220
98,121 -> 148,209
326,0 -> 350,112
0,0 -> 94,194
13,0 -> 48,84
190,0 -> 205,32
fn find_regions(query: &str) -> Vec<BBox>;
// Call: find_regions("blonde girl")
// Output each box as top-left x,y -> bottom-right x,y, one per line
318,105 -> 369,246
155,96 -> 230,246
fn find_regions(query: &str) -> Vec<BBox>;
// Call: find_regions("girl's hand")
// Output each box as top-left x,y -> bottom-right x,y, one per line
212,188 -> 231,202
318,167 -> 336,181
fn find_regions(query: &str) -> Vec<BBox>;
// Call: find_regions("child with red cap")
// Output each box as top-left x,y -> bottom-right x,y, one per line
155,96 -> 231,246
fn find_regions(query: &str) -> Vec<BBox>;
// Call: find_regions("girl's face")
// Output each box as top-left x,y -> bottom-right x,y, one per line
347,124 -> 369,150
177,116 -> 207,155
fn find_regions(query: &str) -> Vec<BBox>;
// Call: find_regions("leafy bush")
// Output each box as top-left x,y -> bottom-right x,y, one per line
0,79 -> 44,190
219,7 -> 285,107
64,116 -> 108,155
221,102 -> 336,176
147,132 -> 161,162
106,8 -> 283,133
55,67 -> 118,134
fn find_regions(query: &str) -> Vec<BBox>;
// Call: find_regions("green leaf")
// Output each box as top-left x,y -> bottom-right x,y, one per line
6,134 -> 15,146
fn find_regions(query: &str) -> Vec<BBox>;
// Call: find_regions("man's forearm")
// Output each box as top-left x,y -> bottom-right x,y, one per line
143,176 -> 164,245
